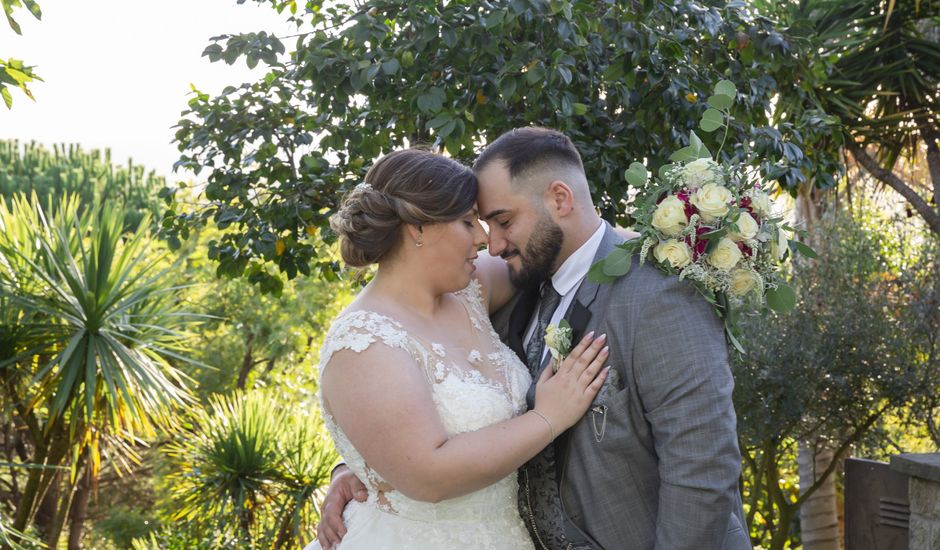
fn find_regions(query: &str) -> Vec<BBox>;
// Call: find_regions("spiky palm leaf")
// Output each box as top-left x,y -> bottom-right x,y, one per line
0,193 -> 201,477
163,391 -> 337,547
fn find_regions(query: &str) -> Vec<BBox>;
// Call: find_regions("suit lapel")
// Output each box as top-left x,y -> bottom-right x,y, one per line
562,224 -> 624,343
537,224 -> 625,372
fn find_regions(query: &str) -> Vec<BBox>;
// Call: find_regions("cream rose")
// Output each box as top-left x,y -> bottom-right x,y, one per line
707,237 -> 742,271
729,268 -> 760,296
651,195 -> 689,237
681,158 -> 722,188
691,183 -> 733,222
749,190 -> 773,217
653,239 -> 693,269
729,211 -> 759,242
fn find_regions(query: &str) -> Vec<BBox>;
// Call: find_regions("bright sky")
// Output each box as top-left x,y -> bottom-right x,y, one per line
0,0 -> 295,180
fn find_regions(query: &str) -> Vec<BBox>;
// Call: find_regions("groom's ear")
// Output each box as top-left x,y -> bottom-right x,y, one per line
545,180 -> 575,216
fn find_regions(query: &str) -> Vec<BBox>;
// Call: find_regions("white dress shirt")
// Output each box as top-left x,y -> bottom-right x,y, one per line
523,221 -> 606,364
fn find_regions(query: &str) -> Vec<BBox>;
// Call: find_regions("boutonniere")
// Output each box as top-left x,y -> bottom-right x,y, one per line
544,320 -> 573,373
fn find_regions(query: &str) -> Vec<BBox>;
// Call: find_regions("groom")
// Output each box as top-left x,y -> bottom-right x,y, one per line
318,127 -> 750,550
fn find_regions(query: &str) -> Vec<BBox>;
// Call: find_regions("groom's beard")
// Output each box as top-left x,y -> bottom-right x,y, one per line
505,214 -> 563,291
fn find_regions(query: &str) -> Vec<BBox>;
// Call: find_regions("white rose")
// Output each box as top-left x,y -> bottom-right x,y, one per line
749,190 -> 773,217
707,237 -> 742,271
691,183 -> 733,222
681,158 -> 723,188
770,228 -> 790,260
729,268 -> 760,297
729,211 -> 759,242
653,239 -> 693,269
651,195 -> 689,237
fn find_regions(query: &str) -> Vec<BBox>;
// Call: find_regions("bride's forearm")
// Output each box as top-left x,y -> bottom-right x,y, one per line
394,411 -> 552,503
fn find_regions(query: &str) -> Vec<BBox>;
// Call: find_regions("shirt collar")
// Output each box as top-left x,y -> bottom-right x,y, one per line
550,221 -> 606,297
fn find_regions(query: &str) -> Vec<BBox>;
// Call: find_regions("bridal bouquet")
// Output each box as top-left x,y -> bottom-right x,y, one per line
589,80 -> 814,351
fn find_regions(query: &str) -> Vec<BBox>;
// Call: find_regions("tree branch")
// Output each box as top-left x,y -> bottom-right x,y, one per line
848,141 -> 940,236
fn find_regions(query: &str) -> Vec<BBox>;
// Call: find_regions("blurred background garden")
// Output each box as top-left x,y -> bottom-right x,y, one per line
1,0 -> 938,548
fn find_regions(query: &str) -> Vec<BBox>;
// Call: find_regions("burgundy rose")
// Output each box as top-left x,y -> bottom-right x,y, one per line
737,241 -> 753,258
677,190 -> 697,218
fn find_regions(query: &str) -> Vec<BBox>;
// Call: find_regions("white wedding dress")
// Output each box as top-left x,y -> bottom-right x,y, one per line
305,280 -> 535,550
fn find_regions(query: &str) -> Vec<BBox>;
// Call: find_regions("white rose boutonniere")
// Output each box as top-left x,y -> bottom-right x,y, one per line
544,320 -> 573,373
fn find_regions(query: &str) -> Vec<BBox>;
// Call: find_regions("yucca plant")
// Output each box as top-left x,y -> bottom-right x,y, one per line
0,192 -> 201,547
162,390 -> 337,549
267,414 -> 338,549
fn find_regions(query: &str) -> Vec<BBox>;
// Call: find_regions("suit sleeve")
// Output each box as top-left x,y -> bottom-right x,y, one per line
631,274 -> 741,549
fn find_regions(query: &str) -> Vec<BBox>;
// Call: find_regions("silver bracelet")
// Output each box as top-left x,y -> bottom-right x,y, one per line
530,410 -> 556,441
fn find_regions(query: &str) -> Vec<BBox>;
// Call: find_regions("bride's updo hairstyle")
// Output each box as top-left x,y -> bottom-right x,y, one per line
330,149 -> 478,267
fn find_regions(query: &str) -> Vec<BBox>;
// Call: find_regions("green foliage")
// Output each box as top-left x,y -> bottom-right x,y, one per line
160,390 -> 337,548
0,194 -> 199,470
0,0 -> 42,108
0,193 -> 201,545
92,506 -> 160,549
0,141 -> 167,231
733,203 -> 931,548
164,0 -> 832,290
766,0 -> 940,162
174,225 -> 354,395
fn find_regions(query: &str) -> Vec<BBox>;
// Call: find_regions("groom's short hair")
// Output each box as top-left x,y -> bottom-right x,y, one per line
473,127 -> 584,182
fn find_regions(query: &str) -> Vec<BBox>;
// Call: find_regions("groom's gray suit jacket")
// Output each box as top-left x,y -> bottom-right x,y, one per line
492,224 -> 750,550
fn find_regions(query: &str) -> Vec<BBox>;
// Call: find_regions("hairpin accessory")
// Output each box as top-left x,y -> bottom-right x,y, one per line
355,182 -> 373,192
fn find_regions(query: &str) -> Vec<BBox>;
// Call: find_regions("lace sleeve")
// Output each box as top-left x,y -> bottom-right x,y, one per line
318,309 -> 444,390
319,310 -> 417,372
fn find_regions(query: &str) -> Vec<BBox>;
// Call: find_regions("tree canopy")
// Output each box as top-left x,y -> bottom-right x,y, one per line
165,0 -> 830,292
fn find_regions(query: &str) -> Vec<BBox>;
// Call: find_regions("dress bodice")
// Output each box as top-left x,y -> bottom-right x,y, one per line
318,279 -> 533,525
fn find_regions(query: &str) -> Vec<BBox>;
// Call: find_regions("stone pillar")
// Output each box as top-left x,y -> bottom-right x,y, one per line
891,453 -> 940,549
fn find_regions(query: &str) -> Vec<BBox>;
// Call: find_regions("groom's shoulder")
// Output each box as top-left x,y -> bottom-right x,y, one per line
604,254 -> 700,309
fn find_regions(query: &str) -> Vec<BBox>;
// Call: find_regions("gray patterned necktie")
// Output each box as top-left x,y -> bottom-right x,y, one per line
526,282 -> 562,375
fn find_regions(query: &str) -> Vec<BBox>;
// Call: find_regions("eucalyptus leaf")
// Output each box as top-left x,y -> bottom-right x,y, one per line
707,94 -> 732,110
601,247 -> 633,277
700,108 -> 724,132
587,260 -> 616,283
624,162 -> 648,187
766,283 -> 796,312
715,79 -> 737,98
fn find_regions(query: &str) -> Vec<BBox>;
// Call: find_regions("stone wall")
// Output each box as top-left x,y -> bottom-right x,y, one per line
892,453 -> 940,550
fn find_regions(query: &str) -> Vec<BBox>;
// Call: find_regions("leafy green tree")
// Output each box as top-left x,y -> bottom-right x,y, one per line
1,0 -> 41,108
733,206 -> 927,549
163,0 -> 833,291
0,193 -> 200,548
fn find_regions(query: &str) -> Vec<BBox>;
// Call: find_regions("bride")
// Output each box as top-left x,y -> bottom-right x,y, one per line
305,148 -> 608,549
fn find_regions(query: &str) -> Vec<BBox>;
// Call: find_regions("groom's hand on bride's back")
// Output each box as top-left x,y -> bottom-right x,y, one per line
317,465 -> 368,549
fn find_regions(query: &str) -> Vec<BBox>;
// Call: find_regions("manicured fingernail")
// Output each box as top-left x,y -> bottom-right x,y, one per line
597,333 -> 607,342
583,331 -> 594,341
602,346 -> 609,354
